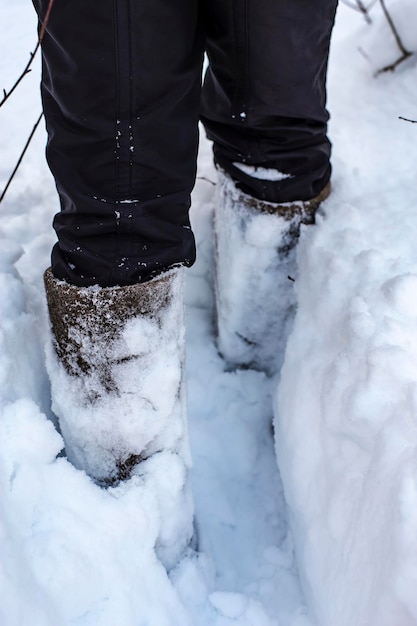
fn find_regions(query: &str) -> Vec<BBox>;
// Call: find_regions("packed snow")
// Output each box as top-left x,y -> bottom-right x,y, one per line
1,1 -> 417,625
231,165 -> 292,182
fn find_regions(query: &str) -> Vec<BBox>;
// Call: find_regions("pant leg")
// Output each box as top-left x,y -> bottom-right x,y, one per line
201,0 -> 338,203
33,0 -> 204,287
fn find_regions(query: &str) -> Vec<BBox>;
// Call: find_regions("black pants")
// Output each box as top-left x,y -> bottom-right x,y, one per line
34,0 -> 338,287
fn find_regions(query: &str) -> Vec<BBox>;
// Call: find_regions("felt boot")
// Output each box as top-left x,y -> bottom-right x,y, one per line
44,267 -> 193,567
214,170 -> 330,375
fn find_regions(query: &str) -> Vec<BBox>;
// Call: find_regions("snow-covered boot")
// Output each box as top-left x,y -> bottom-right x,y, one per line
214,170 -> 330,375
44,267 -> 193,566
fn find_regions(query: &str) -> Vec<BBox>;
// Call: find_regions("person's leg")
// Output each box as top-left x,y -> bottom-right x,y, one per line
33,1 -> 203,566
201,0 -> 337,203
202,0 -> 337,373
34,0 -> 204,287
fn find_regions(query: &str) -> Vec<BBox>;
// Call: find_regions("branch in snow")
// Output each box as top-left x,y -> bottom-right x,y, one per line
196,176 -> 216,186
399,116 -> 417,124
376,50 -> 413,75
376,0 -> 413,75
0,0 -> 55,108
0,113 -> 43,203
341,0 -> 377,24
0,0 -> 55,202
379,0 -> 410,57
0,45 -> 39,108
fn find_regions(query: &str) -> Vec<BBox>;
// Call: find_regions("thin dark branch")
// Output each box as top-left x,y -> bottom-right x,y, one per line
376,50 -> 413,75
356,0 -> 372,24
0,44 -> 39,108
399,116 -> 417,124
354,0 -> 374,24
0,113 -> 44,204
196,176 -> 216,186
341,0 -> 377,22
0,0 -> 55,108
358,46 -> 372,63
375,0 -> 413,75
0,0 -> 55,203
379,0 -> 412,57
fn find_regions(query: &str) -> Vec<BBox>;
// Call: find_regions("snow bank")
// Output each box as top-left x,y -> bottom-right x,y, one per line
0,398 -> 193,626
276,198 -> 417,625
275,3 -> 417,621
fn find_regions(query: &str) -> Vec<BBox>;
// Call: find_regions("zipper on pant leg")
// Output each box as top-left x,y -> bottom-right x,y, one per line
232,0 -> 250,124
113,0 -> 134,200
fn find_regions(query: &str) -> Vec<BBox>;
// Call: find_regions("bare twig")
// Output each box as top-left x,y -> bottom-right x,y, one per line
358,46 -> 372,63
376,0 -> 413,74
355,0 -> 375,24
0,44 -> 39,108
356,0 -> 373,24
0,0 -> 55,108
376,51 -> 413,74
379,0 -> 410,57
0,0 -> 55,203
341,0 -> 377,23
0,113 -> 44,203
38,0 -> 56,43
399,116 -> 417,124
196,176 -> 216,186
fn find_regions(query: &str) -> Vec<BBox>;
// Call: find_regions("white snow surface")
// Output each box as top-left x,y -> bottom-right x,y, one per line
231,164 -> 292,182
1,1 -> 417,625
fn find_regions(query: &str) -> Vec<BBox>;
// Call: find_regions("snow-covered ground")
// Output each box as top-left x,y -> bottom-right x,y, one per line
1,1 -> 417,624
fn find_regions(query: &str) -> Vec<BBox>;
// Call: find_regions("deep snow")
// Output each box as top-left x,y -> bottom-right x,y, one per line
1,1 -> 417,625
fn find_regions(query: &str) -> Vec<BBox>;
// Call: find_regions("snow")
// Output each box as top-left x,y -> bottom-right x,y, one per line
275,2 -> 417,624
1,0 -> 417,625
232,164 -> 292,182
